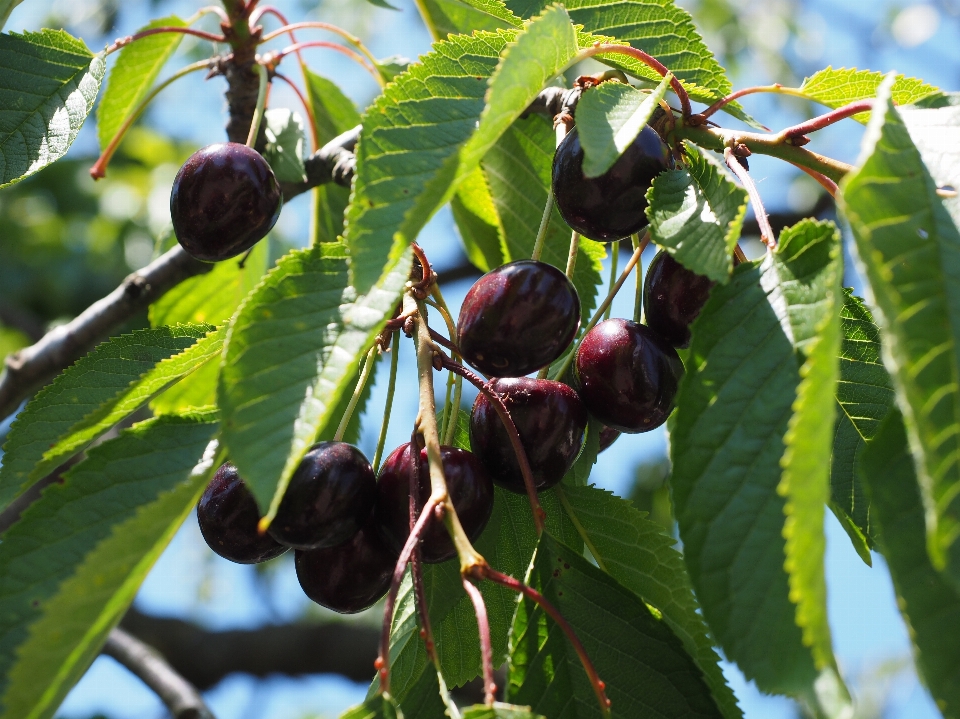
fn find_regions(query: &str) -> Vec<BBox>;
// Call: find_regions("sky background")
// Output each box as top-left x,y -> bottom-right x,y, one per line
4,0 -> 960,716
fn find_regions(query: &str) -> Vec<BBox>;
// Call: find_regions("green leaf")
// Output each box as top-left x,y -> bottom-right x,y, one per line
482,115 -> 605,320
451,167 -> 505,272
340,694 -> 403,719
840,77 -> 960,584
0,326 -> 215,512
829,290 -> 895,559
646,143 -> 747,284
0,410 -> 219,719
670,248 -> 838,693
774,221 -> 844,679
0,324 -> 29,359
860,410 -> 960,717
576,77 -> 670,178
0,29 -> 104,188
561,421 -> 600,487
96,16 -> 184,151
263,108 -> 306,183
462,704 -> 545,719
507,533 -> 724,718
451,0 -> 523,28
899,105 -> 960,232
363,0 -> 401,10
557,484 -> 742,719
798,67 -> 942,122
418,0 -> 516,37
303,71 -> 362,245
0,1 -> 24,30
376,56 -> 413,83
218,245 -> 410,516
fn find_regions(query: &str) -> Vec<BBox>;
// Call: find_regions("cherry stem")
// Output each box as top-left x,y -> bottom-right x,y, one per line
631,234 -> 642,323
790,162 -> 838,198
531,191 -> 555,262
408,427 -> 440,663
604,240 -> 618,322
555,485 -> 608,572
428,327 -> 460,355
273,72 -> 319,150
462,577 -> 497,706
734,244 -> 748,265
272,40 -> 383,85
435,352 -> 546,534
89,58 -> 212,179
551,234 -> 649,381
426,288 -> 463,446
696,83 -> 807,122
373,332 -> 401,473
245,63 -> 270,148
724,148 -> 775,248
776,100 -> 874,141
580,43 -> 690,119
564,231 -> 580,279
259,21 -> 380,70
104,27 -> 226,55
334,345 -> 378,442
480,567 -> 611,716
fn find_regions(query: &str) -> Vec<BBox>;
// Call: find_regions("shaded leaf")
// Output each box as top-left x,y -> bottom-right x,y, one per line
418,0 -> 516,39
376,56 -> 413,82
0,29 -> 104,188
0,1 -> 24,30
798,67 -> 942,122
97,16 -> 185,151
0,410 -> 219,719
646,142 -> 747,283
452,166 -> 505,272
263,108 -> 306,183
340,694 -> 403,719
463,704 -> 545,719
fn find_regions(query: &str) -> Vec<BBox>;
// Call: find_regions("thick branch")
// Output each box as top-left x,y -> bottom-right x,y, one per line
279,125 -> 360,200
103,627 -> 215,719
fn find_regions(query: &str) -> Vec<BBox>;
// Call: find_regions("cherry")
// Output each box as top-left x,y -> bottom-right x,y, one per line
170,142 -> 282,262
458,260 -> 580,377
470,377 -> 587,493
295,517 -> 398,614
375,443 -> 493,563
575,319 -> 684,433
552,126 -> 673,242
598,425 -> 621,453
197,463 -> 287,564
268,442 -> 376,550
643,250 -> 715,349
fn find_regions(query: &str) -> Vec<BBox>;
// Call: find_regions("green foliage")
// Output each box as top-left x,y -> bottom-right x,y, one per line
96,16 -> 185,151
418,0 -> 515,39
0,0 -> 24,29
841,78 -> 960,585
798,67 -> 942,122
0,30 -> 104,188
558,484 -> 741,719
0,410 -> 218,719
340,694 -> 403,719
451,167 -> 505,271
263,109 -> 307,184
575,77 -> 670,178
463,704 -> 545,719
860,411 -> 960,718
646,142 -> 747,283
507,533 -> 723,718
561,422 -> 600,487
0,326 -> 214,511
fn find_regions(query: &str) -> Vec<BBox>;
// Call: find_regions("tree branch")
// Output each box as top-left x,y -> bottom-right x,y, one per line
103,627 -> 215,719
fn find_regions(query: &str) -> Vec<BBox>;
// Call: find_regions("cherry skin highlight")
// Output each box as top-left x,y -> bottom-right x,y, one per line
575,319 -> 684,434
197,463 -> 287,564
552,126 -> 673,242
268,442 -> 376,550
374,443 -> 493,563
295,517 -> 398,614
170,142 -> 282,262
458,260 -> 580,377
643,250 -> 715,349
598,425 -> 621,453
470,377 -> 587,494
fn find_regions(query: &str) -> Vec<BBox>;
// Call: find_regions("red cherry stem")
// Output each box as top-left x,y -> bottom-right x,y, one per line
694,83 -> 800,123
631,234 -> 642,323
789,162 -> 838,198
462,577 -> 497,706
580,43 -> 691,119
723,148 -> 775,248
258,20 -> 380,71
89,58 -> 213,179
373,331 -> 402,473
408,426 -> 440,664
480,567 -> 611,716
428,327 -> 460,356
104,26 -> 226,55
434,352 -> 546,534
775,100 -> 875,141
424,291 -> 464,445
270,41 -> 382,85
272,72 -> 319,150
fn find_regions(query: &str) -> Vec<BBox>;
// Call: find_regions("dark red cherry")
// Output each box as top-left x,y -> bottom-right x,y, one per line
643,251 -> 715,349
295,517 -> 398,614
375,443 -> 493,563
470,377 -> 587,493
170,142 -> 282,262
268,442 -> 376,550
197,463 -> 287,564
575,319 -> 684,434
552,126 -> 673,242
458,260 -> 580,377
598,425 -> 621,453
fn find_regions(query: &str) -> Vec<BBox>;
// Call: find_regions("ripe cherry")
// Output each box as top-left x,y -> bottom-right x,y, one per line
552,126 -> 672,242
575,319 -> 684,434
458,260 -> 580,377
598,425 -> 621,453
295,517 -> 398,614
170,142 -> 282,262
643,250 -> 715,349
470,377 -> 587,493
268,442 -> 376,550
375,443 -> 493,563
197,463 -> 287,564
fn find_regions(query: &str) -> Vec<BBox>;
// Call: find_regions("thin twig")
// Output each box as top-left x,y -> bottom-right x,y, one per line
258,21 -> 380,70
462,577 -> 496,706
724,148 -> 775,248
269,40 -> 382,84
103,628 -> 215,719
580,43 -> 691,118
696,83 -> 806,122
775,100 -> 874,141
105,27 -> 225,55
